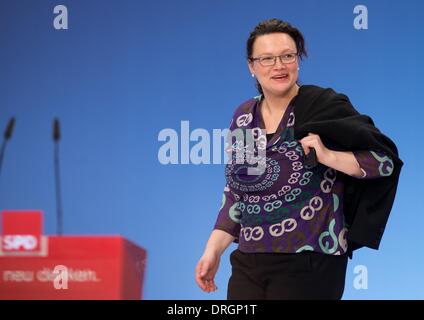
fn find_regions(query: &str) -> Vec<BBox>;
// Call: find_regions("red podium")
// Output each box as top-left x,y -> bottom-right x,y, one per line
0,211 -> 147,300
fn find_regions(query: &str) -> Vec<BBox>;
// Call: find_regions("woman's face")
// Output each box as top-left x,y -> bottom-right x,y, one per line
248,33 -> 299,97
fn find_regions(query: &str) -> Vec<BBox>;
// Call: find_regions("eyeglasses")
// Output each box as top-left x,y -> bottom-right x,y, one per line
250,53 -> 298,66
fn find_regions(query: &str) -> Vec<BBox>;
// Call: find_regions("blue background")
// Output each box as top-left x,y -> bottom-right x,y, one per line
0,0 -> 422,299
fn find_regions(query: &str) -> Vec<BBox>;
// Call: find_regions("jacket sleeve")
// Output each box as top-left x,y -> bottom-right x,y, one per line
352,150 -> 394,179
293,86 -> 404,251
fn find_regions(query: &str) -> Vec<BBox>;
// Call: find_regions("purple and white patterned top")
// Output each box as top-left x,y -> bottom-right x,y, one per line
214,95 -> 394,255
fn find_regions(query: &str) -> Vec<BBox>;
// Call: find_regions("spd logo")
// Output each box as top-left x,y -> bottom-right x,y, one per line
0,210 -> 47,256
2,235 -> 38,251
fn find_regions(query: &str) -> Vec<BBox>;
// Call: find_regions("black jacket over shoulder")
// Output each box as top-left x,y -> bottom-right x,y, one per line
292,85 -> 403,255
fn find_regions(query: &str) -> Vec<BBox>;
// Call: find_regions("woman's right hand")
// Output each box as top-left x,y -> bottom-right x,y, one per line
195,229 -> 236,293
195,251 -> 220,293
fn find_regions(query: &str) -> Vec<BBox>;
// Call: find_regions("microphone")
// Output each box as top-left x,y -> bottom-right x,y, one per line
0,117 -> 15,177
53,118 -> 61,141
53,118 -> 64,235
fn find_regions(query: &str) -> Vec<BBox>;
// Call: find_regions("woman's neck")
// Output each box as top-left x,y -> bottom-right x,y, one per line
262,84 -> 300,115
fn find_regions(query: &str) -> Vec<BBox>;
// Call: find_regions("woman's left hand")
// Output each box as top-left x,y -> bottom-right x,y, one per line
299,133 -> 335,166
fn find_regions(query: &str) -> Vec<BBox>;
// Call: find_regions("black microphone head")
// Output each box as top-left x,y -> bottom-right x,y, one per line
4,117 -> 15,140
53,118 -> 61,141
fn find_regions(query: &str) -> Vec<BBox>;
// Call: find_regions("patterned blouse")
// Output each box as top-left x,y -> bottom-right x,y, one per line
214,95 -> 394,255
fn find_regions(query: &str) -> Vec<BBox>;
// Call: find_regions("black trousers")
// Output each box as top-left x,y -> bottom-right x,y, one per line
227,249 -> 348,300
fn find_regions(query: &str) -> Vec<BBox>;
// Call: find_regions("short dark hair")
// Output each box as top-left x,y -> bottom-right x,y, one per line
246,18 -> 307,94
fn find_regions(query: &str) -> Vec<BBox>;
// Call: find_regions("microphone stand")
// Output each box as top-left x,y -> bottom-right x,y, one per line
0,117 -> 15,177
53,118 -> 64,236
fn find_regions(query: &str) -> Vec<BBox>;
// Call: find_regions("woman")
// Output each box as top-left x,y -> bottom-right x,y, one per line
195,18 -> 402,299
